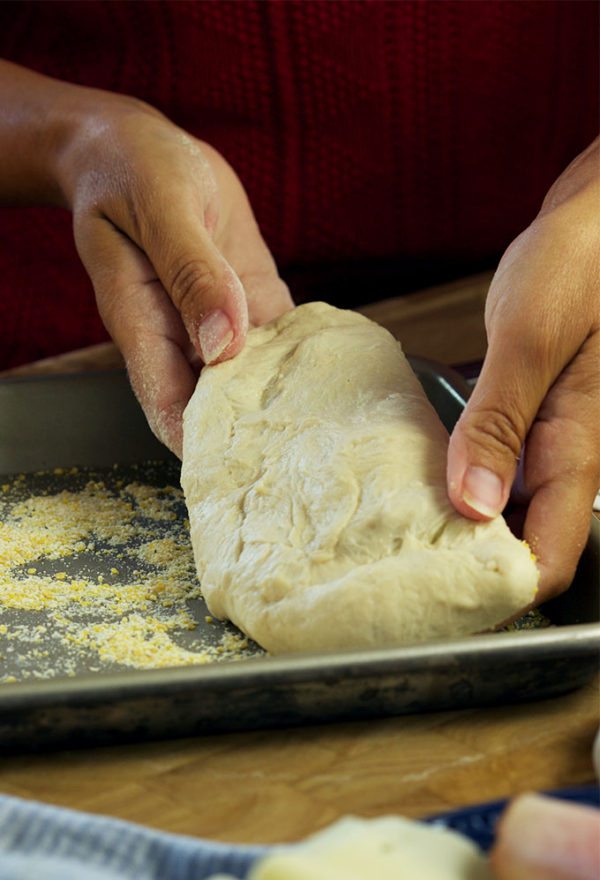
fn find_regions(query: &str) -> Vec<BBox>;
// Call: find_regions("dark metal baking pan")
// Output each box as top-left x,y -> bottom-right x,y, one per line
0,357 -> 467,472
0,363 -> 598,752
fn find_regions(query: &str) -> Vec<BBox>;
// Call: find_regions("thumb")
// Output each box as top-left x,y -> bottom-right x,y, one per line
98,183 -> 250,366
447,339 -> 551,520
150,224 -> 249,365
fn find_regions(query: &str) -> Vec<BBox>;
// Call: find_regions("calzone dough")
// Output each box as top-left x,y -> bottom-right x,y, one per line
207,815 -> 492,880
181,302 -> 538,653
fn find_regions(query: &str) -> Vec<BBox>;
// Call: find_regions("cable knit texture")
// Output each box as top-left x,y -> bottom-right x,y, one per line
0,0 -> 597,367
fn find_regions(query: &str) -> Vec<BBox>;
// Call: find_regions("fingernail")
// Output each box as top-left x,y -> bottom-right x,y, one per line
462,466 -> 504,518
198,309 -> 233,364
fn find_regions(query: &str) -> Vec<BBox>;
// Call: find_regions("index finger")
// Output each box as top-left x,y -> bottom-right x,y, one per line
76,213 -> 197,458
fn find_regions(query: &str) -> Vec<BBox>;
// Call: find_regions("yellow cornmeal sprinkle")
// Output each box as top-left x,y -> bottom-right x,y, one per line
0,486 -> 135,566
0,470 -> 260,683
68,614 -> 248,669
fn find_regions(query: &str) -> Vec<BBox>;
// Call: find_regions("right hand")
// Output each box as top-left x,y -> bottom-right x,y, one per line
490,793 -> 600,879
56,92 -> 293,456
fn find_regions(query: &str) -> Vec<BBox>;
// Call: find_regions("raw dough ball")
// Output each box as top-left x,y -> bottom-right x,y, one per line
181,303 -> 538,653
208,815 -> 492,880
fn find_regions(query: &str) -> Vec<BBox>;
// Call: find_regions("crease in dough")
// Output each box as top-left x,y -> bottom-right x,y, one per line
181,302 -> 539,653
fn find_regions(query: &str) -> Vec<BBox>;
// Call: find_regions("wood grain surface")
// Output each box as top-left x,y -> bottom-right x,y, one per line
359,271 -> 491,365
1,272 -> 598,845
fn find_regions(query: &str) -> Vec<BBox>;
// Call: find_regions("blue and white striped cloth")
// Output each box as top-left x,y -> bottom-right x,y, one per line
0,794 -> 264,880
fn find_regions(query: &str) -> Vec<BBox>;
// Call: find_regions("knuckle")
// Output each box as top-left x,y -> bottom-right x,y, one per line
169,258 -> 215,317
113,95 -> 162,119
462,407 -> 525,461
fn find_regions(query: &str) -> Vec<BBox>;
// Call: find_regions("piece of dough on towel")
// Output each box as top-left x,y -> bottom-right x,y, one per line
181,302 -> 538,654
206,814 -> 492,880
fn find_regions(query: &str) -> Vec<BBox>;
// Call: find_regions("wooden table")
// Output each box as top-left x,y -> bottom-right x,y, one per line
0,273 -> 598,845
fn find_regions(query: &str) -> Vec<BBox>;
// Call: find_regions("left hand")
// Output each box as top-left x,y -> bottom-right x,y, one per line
447,138 -> 600,603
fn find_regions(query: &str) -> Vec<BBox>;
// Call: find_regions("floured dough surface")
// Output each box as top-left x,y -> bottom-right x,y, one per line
181,303 -> 538,654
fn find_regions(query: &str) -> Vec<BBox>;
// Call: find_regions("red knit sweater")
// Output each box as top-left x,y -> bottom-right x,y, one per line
0,0 -> 597,368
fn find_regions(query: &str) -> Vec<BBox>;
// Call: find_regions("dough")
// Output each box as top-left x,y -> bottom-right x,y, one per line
181,303 -> 538,653
207,815 -> 492,880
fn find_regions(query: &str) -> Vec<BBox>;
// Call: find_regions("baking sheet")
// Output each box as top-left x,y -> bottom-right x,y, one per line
0,363 -> 598,751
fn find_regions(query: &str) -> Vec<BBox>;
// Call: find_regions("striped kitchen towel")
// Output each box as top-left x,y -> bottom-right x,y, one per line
0,794 -> 262,880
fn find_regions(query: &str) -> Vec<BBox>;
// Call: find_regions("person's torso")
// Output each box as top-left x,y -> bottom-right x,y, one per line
0,0 -> 597,366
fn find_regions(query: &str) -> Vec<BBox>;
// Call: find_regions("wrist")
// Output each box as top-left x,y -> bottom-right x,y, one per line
0,60 -> 164,210
32,80 -> 88,209
52,87 -> 165,211
0,62 -> 86,207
